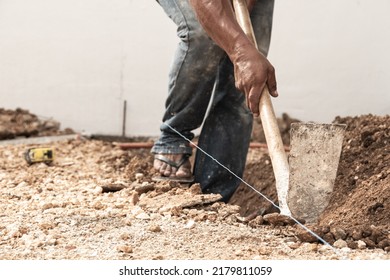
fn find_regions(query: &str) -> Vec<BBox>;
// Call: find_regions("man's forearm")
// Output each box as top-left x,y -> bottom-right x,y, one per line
189,0 -> 278,117
188,0 -> 256,64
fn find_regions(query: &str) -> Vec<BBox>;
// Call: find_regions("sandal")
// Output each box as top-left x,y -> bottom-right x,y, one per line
152,154 -> 194,183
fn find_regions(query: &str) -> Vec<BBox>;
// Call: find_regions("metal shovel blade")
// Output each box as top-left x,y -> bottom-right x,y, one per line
287,123 -> 346,223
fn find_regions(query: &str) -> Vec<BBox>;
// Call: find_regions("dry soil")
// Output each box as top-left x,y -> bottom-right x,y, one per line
0,109 -> 389,260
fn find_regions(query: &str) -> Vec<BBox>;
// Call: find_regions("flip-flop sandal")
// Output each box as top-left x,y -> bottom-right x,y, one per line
152,154 -> 194,183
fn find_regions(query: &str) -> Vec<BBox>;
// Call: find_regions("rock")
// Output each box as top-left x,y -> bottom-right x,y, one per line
117,245 -> 133,254
16,181 -> 28,188
357,240 -> 367,249
346,240 -> 359,249
130,192 -> 139,205
361,227 -> 372,238
148,225 -> 162,233
39,222 -> 56,230
168,181 -> 180,189
377,239 -> 390,249
135,173 -> 144,181
135,212 -> 150,220
323,232 -> 335,244
45,238 -> 58,246
65,245 -> 77,251
258,247 -> 272,255
156,182 -> 174,193
150,213 -> 162,220
207,213 -> 218,222
184,220 -> 195,229
330,227 -> 347,240
93,186 -> 103,194
134,182 -> 155,194
370,225 -> 384,243
93,225 -> 105,234
189,183 -> 202,195
194,213 -> 207,222
340,247 -> 351,253
287,242 -> 301,250
248,216 -> 264,228
92,201 -> 105,210
263,213 -> 296,226
218,205 -> 241,220
123,218 -> 132,226
333,239 -> 348,249
114,202 -> 125,209
41,202 -> 55,210
318,245 -> 333,253
296,231 -> 318,243
120,233 -> 131,240
362,238 -> 376,248
351,229 -> 363,240
301,243 -> 318,252
295,226 -> 322,243
168,206 -> 182,216
101,183 -> 127,193
234,250 -> 243,256
131,206 -> 144,216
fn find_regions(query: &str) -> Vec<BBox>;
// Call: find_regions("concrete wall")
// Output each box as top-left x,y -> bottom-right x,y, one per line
270,0 -> 390,123
0,0 -> 389,136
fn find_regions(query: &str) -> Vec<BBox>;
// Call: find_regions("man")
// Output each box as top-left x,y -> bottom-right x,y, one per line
152,0 -> 277,202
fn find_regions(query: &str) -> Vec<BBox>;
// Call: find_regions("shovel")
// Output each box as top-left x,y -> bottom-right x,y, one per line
233,0 -> 346,223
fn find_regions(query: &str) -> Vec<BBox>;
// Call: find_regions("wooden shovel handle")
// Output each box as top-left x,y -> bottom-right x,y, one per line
233,0 -> 291,215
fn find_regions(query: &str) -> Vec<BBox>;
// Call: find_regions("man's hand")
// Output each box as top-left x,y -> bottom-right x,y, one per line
188,0 -> 278,117
233,43 -> 278,117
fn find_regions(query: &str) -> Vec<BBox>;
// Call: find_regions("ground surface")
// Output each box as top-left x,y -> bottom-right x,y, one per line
0,109 -> 389,260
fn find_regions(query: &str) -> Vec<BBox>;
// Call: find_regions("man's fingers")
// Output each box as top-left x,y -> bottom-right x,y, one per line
267,82 -> 278,97
267,67 -> 278,97
247,87 -> 261,117
235,61 -> 278,116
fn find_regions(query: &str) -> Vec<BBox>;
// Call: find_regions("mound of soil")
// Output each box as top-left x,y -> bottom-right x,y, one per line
230,114 -> 390,249
317,115 -> 389,248
0,108 -> 74,140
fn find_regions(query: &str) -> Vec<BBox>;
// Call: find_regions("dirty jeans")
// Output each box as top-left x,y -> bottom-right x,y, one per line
152,0 -> 274,202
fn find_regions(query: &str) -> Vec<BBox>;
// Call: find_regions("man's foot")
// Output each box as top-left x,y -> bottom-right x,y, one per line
153,154 -> 193,182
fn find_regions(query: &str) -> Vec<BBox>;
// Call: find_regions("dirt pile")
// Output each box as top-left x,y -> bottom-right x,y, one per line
316,115 -> 389,248
0,108 -> 74,140
230,114 -> 390,250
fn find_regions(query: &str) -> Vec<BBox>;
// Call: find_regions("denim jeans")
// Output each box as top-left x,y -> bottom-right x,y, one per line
152,0 -> 274,202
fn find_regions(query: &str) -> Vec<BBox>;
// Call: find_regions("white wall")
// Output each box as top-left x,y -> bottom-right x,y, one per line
0,0 -> 389,136
269,0 -> 390,122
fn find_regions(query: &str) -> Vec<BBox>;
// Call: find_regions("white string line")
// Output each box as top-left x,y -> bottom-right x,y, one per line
163,122 -> 348,259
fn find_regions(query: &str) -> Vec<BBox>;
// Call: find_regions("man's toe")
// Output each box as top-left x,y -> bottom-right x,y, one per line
163,164 -> 173,177
153,159 -> 162,170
